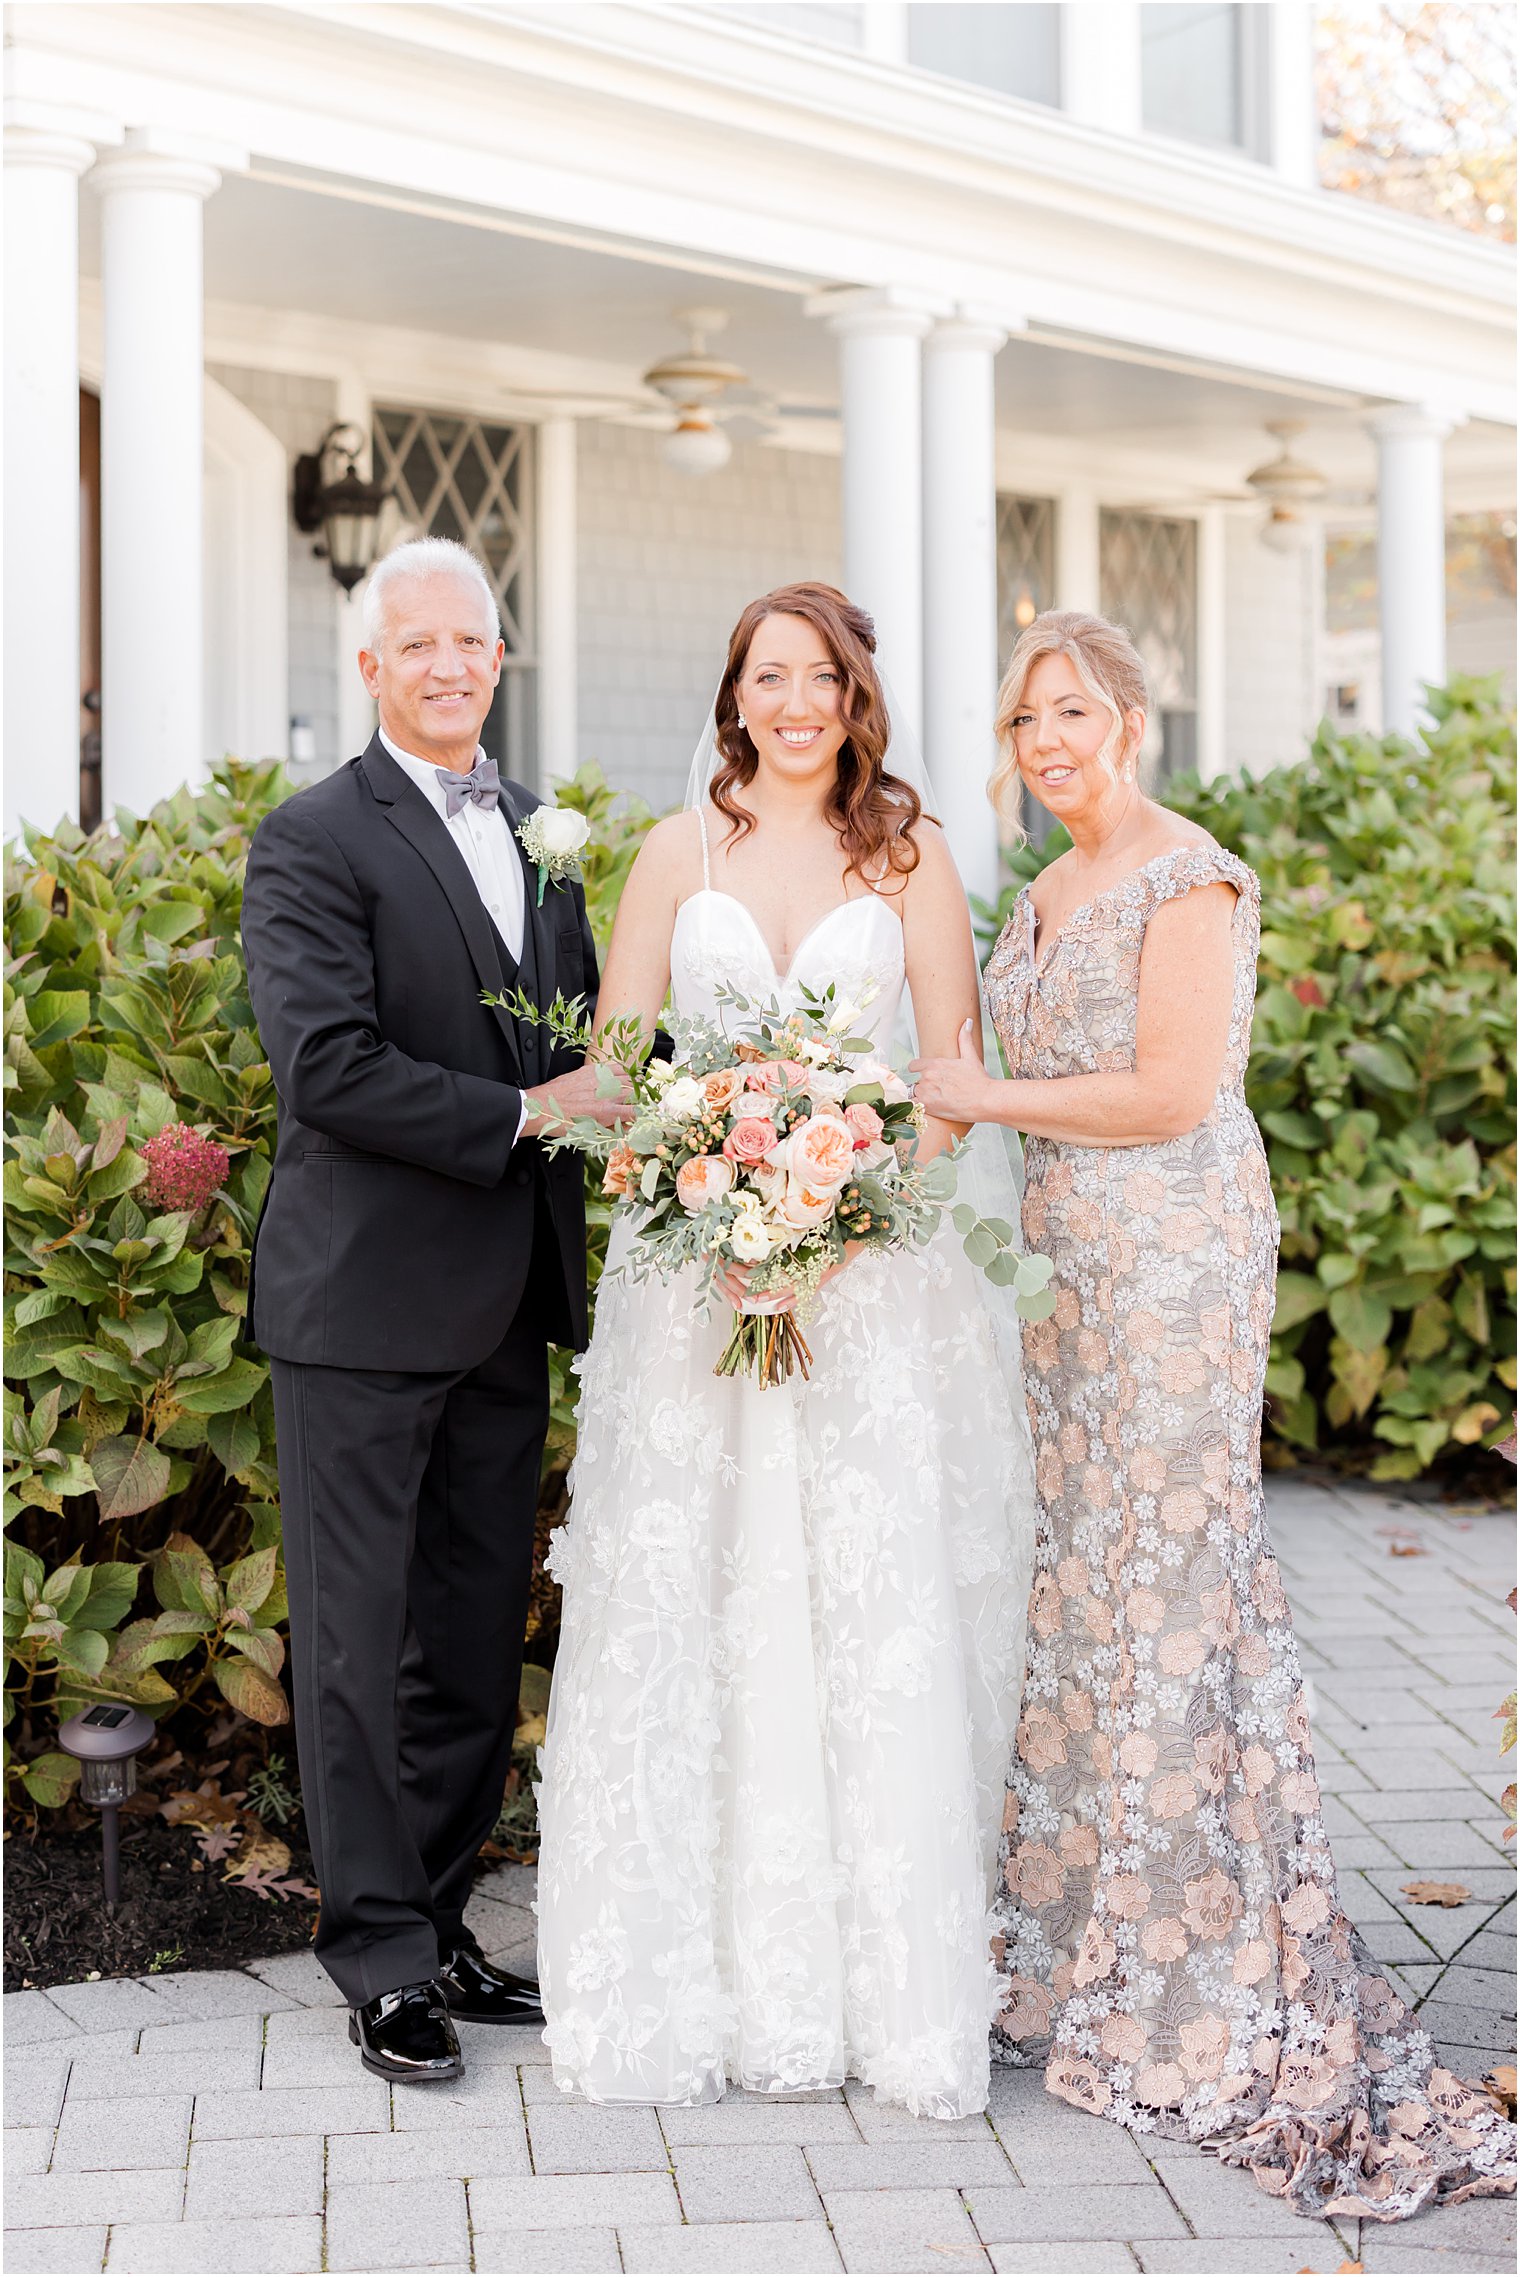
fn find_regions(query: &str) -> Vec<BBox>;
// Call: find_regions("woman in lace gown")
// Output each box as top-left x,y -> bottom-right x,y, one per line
911,611 -> 1514,2216
536,584 -> 1036,2120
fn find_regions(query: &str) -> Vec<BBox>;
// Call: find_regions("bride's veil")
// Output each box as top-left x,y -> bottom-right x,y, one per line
681,673 -> 1033,1384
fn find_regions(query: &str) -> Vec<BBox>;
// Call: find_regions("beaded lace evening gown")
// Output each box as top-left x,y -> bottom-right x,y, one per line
982,840 -> 1514,2218
536,839 -> 1037,2120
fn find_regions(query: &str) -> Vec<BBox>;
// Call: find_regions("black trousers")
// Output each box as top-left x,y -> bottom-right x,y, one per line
269,1287 -> 549,2005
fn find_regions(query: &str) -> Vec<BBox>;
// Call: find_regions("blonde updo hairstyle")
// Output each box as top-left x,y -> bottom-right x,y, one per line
990,610 -> 1149,829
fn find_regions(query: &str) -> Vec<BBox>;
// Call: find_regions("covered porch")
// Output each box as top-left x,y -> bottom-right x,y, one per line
5,0 -> 1513,898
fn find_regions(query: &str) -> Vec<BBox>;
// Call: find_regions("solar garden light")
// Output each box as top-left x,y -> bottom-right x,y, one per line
57,1702 -> 154,1912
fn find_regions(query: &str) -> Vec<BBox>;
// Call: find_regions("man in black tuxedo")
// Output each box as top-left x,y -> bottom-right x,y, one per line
242,537 -> 620,2083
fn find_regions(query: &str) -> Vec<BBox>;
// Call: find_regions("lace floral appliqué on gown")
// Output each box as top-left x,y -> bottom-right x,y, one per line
983,841 -> 1515,2219
536,879 -> 1037,2120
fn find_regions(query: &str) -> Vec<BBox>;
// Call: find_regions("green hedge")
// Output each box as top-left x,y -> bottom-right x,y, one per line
3,760 -> 654,1816
976,679 -> 1517,1477
6,690 -> 1513,1814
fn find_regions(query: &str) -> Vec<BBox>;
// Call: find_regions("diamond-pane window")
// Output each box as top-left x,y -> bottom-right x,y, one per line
996,495 -> 1055,663
995,496 -> 1056,839
374,408 -> 536,775
1100,510 -> 1197,781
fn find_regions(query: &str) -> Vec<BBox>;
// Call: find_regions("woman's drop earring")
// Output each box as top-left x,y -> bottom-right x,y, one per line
737,712 -> 747,730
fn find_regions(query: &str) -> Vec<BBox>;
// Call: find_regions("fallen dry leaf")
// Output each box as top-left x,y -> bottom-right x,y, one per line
161,1781 -> 245,1834
1388,1544 -> 1427,1558
1483,2066 -> 1516,2117
1401,1879 -> 1471,1907
225,1825 -> 292,1883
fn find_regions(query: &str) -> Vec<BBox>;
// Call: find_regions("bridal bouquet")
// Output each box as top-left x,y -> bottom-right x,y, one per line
490,980 -> 1054,1388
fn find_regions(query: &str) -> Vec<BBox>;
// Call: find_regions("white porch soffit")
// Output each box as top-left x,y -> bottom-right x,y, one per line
11,0 -> 1515,426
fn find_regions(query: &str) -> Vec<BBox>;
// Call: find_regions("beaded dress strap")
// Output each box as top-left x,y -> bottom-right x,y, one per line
696,806 -> 711,889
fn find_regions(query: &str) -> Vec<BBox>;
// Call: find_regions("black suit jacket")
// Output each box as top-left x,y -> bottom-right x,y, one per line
241,737 -> 598,1370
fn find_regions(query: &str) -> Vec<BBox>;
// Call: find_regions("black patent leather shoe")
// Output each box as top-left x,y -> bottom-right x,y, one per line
348,1980 -> 462,2083
437,1939 -> 546,2026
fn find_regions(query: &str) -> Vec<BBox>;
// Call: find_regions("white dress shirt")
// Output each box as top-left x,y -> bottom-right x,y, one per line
380,729 -> 530,1144
380,729 -> 526,963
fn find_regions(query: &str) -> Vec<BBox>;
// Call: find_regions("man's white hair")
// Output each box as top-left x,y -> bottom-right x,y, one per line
362,537 -> 502,655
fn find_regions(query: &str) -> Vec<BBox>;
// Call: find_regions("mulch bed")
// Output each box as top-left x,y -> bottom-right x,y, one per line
4,1811 -> 321,1993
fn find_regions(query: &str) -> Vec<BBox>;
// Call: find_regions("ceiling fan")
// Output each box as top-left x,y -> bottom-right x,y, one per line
502,306 -> 836,472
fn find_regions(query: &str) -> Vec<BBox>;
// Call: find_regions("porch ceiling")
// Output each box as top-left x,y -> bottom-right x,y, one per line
78,166 -> 1515,503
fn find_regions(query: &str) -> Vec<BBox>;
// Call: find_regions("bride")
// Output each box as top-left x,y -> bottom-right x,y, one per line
535,582 -> 1037,2119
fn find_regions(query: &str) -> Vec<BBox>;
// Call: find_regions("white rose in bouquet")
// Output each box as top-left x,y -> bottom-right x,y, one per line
850,1055 -> 912,1105
747,1158 -> 788,1206
803,1069 -> 854,1107
662,1075 -> 707,1121
728,1210 -> 774,1263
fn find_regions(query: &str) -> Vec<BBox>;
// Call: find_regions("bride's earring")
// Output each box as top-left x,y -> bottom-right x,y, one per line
737,712 -> 747,730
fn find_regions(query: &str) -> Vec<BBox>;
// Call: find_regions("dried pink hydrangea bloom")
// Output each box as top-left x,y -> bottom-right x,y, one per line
139,1123 -> 231,1214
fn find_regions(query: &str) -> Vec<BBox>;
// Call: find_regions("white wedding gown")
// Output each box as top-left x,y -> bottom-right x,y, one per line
535,872 -> 1036,2119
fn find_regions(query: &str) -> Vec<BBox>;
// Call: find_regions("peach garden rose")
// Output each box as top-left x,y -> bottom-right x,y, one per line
675,1154 -> 736,1213
787,1112 -> 855,1191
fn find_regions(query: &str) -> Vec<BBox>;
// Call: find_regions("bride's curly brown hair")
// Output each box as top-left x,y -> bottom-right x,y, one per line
710,582 -> 926,886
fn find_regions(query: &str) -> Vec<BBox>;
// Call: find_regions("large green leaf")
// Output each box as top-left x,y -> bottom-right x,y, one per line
174,1356 -> 268,1416
1271,1272 -> 1326,1333
75,1561 -> 142,1631
223,1545 -> 277,1616
206,1409 -> 260,1477
159,1536 -> 221,1621
21,1751 -> 81,1808
212,1653 -> 289,1725
227,1623 -> 285,1679
51,1625 -> 110,1679
90,1435 -> 173,1521
27,991 -> 91,1049
1328,1285 -> 1395,1353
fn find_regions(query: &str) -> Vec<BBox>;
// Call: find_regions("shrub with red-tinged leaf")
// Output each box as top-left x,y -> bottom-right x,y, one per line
139,1123 -> 231,1214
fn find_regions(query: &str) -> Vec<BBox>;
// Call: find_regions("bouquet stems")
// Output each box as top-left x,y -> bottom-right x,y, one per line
714,1308 -> 814,1389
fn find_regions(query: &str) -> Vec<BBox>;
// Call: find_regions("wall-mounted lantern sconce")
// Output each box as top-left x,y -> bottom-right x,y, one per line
292,423 -> 393,592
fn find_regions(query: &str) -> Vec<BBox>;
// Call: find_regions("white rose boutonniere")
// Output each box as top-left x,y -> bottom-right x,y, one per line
517,802 -> 591,906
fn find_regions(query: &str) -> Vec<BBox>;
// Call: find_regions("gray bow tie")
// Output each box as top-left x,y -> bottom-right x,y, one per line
437,755 -> 500,818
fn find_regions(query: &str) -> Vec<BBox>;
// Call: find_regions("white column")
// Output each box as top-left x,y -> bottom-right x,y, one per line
4,121 -> 98,838
1196,505 -> 1227,781
922,314 -> 1006,906
808,286 -> 939,739
1059,4 -> 1143,137
536,416 -> 578,790
1266,2 -> 1319,189
859,3 -> 908,64
91,131 -> 222,817
1365,404 -> 1458,739
1055,486 -> 1102,614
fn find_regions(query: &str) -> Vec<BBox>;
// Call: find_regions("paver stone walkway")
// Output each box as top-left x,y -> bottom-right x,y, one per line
5,1478 -> 1514,2275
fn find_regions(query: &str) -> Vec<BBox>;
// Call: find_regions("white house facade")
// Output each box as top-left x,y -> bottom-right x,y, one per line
4,0 -> 1514,899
